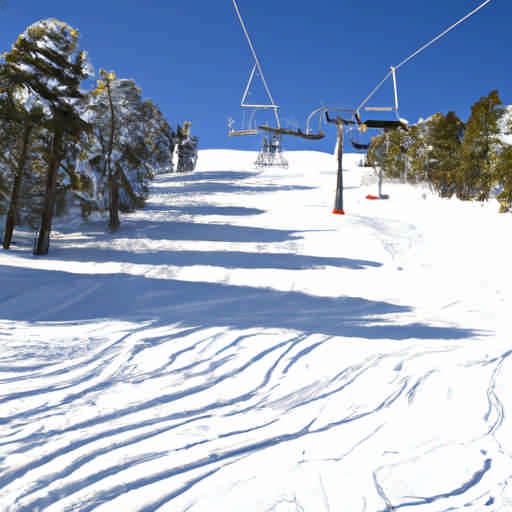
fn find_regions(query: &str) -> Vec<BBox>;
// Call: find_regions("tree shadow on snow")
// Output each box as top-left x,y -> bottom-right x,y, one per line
165,170 -> 261,182
153,182 -> 314,196
161,205 -> 266,217
115,220 -> 303,243
43,243 -> 382,271
0,265 -> 478,342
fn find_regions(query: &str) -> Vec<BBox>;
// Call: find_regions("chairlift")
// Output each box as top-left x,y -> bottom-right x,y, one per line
349,125 -> 370,151
229,129 -> 259,136
355,67 -> 408,132
228,110 -> 259,137
228,2 -> 282,138
351,140 -> 371,151
258,124 -> 325,140
359,118 -> 408,131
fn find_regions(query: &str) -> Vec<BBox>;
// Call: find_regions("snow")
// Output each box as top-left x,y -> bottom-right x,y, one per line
1,149 -> 512,511
499,106 -> 512,146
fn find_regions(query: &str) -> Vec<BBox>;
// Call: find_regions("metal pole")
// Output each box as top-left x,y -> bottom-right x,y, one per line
334,122 -> 345,214
382,132 -> 389,197
391,66 -> 399,116
325,112 -> 349,214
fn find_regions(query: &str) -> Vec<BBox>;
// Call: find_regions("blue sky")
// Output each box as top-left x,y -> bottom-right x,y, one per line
0,0 -> 509,152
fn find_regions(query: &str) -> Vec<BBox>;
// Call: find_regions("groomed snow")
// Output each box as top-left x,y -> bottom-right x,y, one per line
1,149 -> 512,511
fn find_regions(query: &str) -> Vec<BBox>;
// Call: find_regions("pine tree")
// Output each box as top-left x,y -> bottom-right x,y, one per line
367,128 -> 406,181
459,90 -> 504,201
0,62 -> 46,249
366,132 -> 385,169
386,128 -> 407,180
0,116 -> 17,216
404,122 -> 428,183
496,110 -> 512,212
141,99 -> 174,174
3,19 -> 91,254
496,145 -> 512,212
0,120 -> 12,216
83,71 -> 154,230
425,111 -> 464,197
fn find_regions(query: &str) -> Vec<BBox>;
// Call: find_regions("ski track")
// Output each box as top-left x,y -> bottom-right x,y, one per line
1,151 -> 511,511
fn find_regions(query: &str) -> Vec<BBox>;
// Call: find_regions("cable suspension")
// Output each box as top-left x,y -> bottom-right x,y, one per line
395,0 -> 492,71
357,0 -> 493,115
241,63 -> 257,106
356,69 -> 393,114
232,0 -> 280,127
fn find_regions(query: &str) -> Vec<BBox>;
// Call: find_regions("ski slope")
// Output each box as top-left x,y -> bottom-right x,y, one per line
1,149 -> 512,511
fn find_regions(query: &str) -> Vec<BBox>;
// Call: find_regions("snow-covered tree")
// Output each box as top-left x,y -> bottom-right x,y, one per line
81,70 -> 154,230
3,18 -> 91,254
0,61 -> 47,248
0,120 -> 13,216
496,106 -> 512,212
175,121 -> 198,172
141,99 -> 174,174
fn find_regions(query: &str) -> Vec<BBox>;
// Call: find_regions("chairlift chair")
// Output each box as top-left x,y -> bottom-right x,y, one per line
229,129 -> 259,136
349,125 -> 370,151
360,118 -> 408,131
258,124 -> 325,140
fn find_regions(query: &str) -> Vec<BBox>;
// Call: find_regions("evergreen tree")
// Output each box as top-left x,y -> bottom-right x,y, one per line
386,128 -> 407,181
366,128 -> 405,181
459,90 -> 504,201
0,63 -> 46,248
496,145 -> 512,212
175,121 -> 198,172
367,132 -> 388,173
3,19 -> 91,254
425,111 -> 464,197
404,122 -> 429,183
496,110 -> 512,212
0,115 -> 17,217
0,119 -> 13,217
141,99 -> 174,174
82,71 -> 154,230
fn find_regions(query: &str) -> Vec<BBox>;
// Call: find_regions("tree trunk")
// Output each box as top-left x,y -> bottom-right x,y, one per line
34,128 -> 62,256
105,76 -> 120,231
3,123 -> 32,250
108,173 -> 120,231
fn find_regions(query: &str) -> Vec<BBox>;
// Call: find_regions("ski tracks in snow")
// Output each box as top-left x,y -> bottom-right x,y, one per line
1,154 -> 511,511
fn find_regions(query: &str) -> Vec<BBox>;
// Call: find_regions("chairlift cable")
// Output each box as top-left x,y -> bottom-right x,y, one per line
357,0 -> 493,115
395,0 -> 493,71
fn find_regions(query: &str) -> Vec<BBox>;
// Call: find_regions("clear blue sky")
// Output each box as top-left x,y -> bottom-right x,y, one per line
0,0 -> 509,152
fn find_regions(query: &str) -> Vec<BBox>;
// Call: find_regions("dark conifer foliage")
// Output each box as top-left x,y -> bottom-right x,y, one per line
460,90 -> 503,201
2,19 -> 91,254
366,90 -> 511,211
0,18 -> 197,253
425,111 -> 464,198
81,70 -> 178,230
0,62 -> 46,248
175,121 -> 199,172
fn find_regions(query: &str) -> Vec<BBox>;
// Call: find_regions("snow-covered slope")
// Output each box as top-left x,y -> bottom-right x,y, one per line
1,150 -> 512,511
